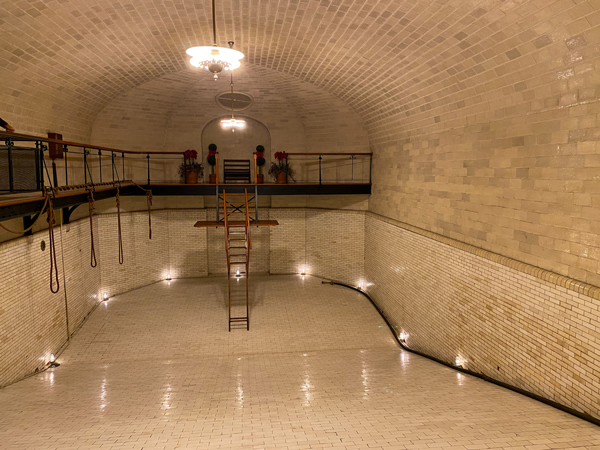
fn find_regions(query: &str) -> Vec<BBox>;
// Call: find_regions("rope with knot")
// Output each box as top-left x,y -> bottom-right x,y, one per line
116,187 -> 124,265
88,189 -> 97,268
131,181 -> 153,240
0,191 -> 60,293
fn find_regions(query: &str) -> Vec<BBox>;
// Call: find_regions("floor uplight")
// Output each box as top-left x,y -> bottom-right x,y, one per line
49,353 -> 60,368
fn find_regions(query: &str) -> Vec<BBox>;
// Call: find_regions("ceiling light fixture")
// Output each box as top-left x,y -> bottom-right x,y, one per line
186,0 -> 244,80
221,62 -> 246,131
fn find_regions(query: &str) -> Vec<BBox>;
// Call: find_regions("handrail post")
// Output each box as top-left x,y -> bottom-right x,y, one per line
38,141 -> 44,191
215,152 -> 219,183
111,152 -> 115,182
255,184 -> 258,222
63,145 -> 69,186
98,149 -> 102,183
122,153 -> 125,180
215,184 -> 219,221
34,140 -> 42,191
286,153 -> 289,183
369,153 -> 372,184
319,155 -> 322,186
84,148 -> 87,184
52,159 -> 58,188
7,137 -> 14,192
253,152 -> 257,184
146,154 -> 150,185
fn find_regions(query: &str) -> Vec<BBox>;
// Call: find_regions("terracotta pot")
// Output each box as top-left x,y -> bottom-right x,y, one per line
276,172 -> 287,184
186,171 -> 199,184
256,174 -> 264,184
209,173 -> 217,184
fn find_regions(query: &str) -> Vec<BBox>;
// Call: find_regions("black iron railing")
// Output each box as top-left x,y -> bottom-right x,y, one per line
0,131 -> 372,196
0,132 -> 185,195
284,152 -> 372,185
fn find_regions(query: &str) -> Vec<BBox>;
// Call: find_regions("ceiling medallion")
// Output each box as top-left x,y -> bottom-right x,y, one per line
186,0 -> 244,80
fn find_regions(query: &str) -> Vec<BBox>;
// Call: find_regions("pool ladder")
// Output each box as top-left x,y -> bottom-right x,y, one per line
221,189 -> 253,331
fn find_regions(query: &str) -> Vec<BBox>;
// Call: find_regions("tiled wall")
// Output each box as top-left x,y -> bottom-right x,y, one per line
306,209 -> 365,285
364,212 -> 600,420
0,219 -> 100,388
367,1 -> 600,286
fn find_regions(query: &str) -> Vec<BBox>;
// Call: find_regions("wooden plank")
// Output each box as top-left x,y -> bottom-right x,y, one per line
194,220 -> 279,228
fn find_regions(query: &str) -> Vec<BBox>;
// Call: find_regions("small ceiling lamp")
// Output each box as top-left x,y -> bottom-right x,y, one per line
220,66 -> 246,132
186,0 -> 244,80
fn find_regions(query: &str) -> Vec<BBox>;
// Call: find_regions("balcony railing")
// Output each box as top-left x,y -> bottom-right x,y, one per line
283,152 -> 372,185
0,131 -> 371,197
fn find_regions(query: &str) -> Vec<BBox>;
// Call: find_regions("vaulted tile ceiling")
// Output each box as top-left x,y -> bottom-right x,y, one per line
0,0 -> 593,140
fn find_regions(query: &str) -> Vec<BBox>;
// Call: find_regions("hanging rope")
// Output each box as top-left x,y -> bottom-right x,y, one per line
0,194 -> 51,234
147,190 -> 152,240
88,190 -> 97,268
116,187 -> 124,265
47,200 -> 60,294
0,191 -> 59,294
132,181 -> 153,240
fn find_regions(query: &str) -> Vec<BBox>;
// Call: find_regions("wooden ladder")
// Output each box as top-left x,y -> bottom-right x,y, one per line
221,189 -> 253,331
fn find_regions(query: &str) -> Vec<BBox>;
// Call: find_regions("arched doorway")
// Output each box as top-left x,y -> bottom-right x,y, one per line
201,116 -> 271,183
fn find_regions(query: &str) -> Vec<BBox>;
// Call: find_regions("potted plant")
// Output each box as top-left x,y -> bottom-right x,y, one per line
207,143 -> 217,184
256,145 -> 266,184
268,151 -> 293,184
179,149 -> 203,184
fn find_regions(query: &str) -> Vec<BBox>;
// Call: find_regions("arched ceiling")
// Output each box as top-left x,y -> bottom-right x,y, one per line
0,0 -> 585,142
90,64 -> 369,153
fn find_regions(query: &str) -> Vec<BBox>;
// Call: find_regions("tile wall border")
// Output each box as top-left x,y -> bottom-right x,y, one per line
366,211 -> 600,301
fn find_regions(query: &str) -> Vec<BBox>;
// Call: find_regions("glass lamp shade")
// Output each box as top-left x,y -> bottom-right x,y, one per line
221,118 -> 246,129
187,45 -> 244,75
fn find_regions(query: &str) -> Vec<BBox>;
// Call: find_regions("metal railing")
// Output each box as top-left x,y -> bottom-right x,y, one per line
283,152 -> 372,185
0,131 -> 372,194
0,131 -> 185,194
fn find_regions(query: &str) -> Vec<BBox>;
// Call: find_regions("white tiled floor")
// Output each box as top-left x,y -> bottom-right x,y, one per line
1,275 -> 599,449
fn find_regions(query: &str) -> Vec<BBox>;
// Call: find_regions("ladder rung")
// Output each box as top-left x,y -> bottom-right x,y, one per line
219,202 -> 256,206
230,318 -> 248,322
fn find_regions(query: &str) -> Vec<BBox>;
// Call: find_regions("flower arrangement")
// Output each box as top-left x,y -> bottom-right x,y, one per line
268,151 -> 294,181
178,149 -> 203,179
256,145 -> 266,174
207,143 -> 217,174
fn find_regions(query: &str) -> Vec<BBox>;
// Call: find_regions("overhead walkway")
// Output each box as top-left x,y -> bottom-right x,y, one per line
0,130 -> 371,223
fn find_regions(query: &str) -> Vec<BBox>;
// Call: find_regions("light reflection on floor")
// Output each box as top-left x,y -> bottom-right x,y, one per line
0,275 -> 599,449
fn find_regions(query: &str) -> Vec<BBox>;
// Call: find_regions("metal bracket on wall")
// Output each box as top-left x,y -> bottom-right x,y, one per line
62,205 -> 80,225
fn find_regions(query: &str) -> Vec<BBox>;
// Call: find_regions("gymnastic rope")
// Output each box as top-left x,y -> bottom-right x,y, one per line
116,187 -> 124,265
88,190 -> 97,268
0,192 -> 60,293
47,200 -> 60,294
0,193 -> 50,234
131,181 -> 153,240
